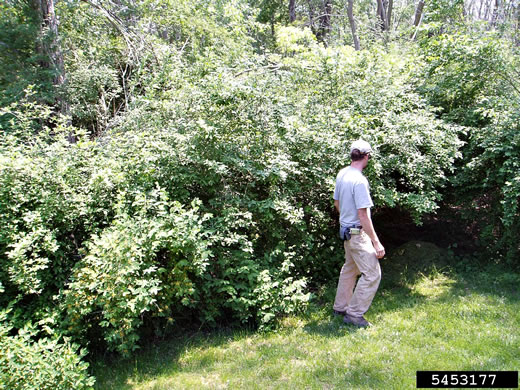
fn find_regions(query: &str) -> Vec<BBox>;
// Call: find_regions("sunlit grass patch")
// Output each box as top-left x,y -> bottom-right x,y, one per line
411,270 -> 456,298
93,262 -> 520,390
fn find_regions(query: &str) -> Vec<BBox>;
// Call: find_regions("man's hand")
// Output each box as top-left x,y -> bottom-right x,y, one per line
358,208 -> 385,259
373,241 -> 385,259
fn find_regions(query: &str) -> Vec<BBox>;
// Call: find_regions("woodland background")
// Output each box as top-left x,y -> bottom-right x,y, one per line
0,0 -> 519,387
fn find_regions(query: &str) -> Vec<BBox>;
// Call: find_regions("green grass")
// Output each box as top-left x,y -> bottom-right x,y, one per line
92,259 -> 520,389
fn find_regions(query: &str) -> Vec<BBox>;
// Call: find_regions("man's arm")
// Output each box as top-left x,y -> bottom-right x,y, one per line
334,199 -> 340,213
358,208 -> 385,259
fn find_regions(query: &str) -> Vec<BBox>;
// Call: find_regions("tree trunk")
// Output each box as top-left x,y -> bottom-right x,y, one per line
376,0 -> 388,31
465,0 -> 474,20
387,0 -> 394,30
32,0 -> 66,90
307,0 -> 317,37
413,0 -> 425,27
484,0 -> 492,21
31,0 -> 73,140
411,0 -> 425,39
347,0 -> 360,50
516,5 -> 520,46
317,0 -> 332,43
478,0 -> 484,20
376,0 -> 382,29
504,0 -> 513,22
289,0 -> 296,22
491,0 -> 500,27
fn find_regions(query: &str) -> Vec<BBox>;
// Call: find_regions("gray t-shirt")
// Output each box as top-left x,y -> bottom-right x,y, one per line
333,166 -> 373,227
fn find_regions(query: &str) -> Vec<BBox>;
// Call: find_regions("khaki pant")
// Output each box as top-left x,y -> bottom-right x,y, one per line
333,231 -> 381,317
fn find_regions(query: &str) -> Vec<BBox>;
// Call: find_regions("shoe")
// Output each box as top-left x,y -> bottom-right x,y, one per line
333,309 -> 346,316
343,313 -> 371,328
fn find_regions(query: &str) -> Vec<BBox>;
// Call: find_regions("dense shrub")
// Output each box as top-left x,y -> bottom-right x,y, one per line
454,99 -> 520,262
0,38 -> 462,356
0,312 -> 94,390
0,97 -> 312,356
0,2 -> 55,108
63,191 -> 211,355
417,32 -> 510,126
1,0 -> 518,386
417,32 -> 520,262
0,22 -> 465,390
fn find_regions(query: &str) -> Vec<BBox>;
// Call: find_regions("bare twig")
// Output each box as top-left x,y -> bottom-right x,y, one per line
234,64 -> 281,77
498,71 -> 520,95
80,0 -> 139,60
179,37 -> 190,56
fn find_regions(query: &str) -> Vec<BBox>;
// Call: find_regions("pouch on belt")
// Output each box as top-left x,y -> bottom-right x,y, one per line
339,225 -> 361,241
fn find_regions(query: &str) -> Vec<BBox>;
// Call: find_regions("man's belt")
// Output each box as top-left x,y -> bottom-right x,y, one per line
339,225 -> 363,241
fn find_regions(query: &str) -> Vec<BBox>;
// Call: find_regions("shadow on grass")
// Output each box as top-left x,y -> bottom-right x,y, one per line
91,326 -> 258,389
92,241 -> 520,389
303,240 -> 520,338
92,322 -> 394,389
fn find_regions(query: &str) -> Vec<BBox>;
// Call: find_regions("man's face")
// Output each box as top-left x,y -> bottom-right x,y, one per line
362,153 -> 371,168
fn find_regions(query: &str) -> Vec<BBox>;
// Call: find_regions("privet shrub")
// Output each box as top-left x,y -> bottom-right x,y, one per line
122,38 -> 461,281
63,191 -> 212,355
0,99 -> 312,357
0,313 -> 94,390
455,100 -> 520,262
1,30 -> 461,369
417,31 -> 508,126
417,32 -> 520,262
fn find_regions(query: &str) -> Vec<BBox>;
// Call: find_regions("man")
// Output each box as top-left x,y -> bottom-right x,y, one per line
333,140 -> 385,327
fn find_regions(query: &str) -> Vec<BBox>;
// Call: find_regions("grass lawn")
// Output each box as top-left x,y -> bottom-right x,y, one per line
92,245 -> 520,389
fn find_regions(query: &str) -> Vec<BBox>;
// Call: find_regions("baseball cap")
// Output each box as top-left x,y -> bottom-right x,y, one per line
350,140 -> 373,154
